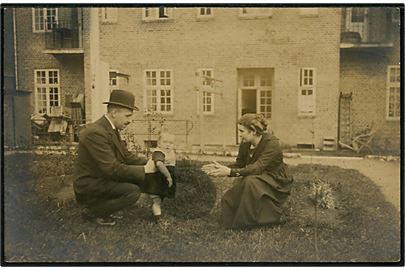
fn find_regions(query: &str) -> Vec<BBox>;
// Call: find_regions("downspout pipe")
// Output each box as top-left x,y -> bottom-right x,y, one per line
12,8 -> 18,146
13,8 -> 18,90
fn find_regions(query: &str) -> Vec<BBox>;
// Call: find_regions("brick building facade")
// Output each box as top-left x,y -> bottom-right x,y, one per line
93,7 -> 342,150
340,7 -> 401,153
5,6 -> 401,153
14,7 -> 85,113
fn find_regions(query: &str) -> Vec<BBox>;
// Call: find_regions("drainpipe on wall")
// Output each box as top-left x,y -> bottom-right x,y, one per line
13,8 -> 18,90
12,8 -> 18,146
337,92 -> 341,148
86,8 -> 102,123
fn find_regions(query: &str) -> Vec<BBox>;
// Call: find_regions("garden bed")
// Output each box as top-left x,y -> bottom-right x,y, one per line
3,152 -> 400,263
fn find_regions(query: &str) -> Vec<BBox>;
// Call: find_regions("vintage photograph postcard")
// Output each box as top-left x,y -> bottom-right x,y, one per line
2,4 -> 402,265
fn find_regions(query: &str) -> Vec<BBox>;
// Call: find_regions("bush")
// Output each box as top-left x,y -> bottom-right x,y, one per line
164,159 -> 216,219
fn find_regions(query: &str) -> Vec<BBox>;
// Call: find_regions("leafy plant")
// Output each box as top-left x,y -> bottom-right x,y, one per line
309,179 -> 336,209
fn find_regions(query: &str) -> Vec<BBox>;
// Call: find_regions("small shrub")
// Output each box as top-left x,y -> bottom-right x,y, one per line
309,179 -> 336,209
164,159 -> 216,219
120,130 -> 145,153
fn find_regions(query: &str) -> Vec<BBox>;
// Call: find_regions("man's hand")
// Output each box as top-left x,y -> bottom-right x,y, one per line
144,159 -> 157,174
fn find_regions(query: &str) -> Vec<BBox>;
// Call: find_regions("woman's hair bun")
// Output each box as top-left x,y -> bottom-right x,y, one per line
238,113 -> 268,135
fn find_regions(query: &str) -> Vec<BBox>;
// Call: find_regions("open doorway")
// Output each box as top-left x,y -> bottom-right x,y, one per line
237,68 -> 274,143
241,90 -> 257,115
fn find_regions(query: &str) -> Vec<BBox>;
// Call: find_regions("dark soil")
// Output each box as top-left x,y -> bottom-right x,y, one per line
3,152 -> 401,264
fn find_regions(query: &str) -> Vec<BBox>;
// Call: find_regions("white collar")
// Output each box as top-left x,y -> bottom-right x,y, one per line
104,114 -> 116,130
250,135 -> 263,149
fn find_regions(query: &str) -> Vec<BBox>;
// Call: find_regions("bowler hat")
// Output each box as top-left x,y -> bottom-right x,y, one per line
103,90 -> 139,111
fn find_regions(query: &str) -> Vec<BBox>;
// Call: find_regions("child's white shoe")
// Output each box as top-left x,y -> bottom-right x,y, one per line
152,203 -> 162,216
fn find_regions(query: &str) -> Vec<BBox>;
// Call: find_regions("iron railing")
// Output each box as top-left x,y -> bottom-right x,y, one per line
124,119 -> 194,149
45,20 -> 82,50
341,7 -> 394,44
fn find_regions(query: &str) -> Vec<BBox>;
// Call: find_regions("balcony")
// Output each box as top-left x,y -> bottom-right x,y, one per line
340,7 -> 396,49
44,20 -> 83,54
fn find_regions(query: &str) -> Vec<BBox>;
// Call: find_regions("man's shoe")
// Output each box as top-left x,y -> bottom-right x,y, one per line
95,217 -> 116,226
81,208 -> 116,226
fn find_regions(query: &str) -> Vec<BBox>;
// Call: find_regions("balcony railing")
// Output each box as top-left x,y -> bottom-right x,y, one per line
341,7 -> 394,46
45,20 -> 82,51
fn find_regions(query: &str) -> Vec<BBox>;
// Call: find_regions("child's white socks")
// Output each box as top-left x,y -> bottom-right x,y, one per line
150,195 -> 162,216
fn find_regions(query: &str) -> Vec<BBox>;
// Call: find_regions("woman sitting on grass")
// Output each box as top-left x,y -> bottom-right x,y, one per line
202,113 -> 293,229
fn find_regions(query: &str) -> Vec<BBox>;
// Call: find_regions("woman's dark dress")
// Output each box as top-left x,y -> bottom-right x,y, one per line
141,150 -> 176,199
221,133 -> 293,229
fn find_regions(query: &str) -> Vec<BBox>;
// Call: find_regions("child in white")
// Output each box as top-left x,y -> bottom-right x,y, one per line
141,132 -> 177,218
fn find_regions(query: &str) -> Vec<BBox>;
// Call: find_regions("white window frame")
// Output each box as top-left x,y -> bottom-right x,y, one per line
142,7 -> 173,21
109,70 -> 119,92
242,73 -> 256,89
101,8 -> 118,23
197,69 -> 215,115
144,69 -> 174,114
386,65 -> 400,120
32,8 -> 58,33
238,7 -> 272,19
258,73 -> 272,119
197,7 -> 214,19
299,8 -> 319,17
34,69 -> 61,114
298,68 -> 316,117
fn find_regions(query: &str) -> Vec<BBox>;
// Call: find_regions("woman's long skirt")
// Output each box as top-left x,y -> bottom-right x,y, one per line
221,172 -> 293,229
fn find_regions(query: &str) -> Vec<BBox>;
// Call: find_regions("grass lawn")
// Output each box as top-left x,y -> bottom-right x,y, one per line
3,152 -> 401,263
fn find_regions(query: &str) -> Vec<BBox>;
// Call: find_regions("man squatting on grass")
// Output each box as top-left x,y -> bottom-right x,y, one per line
73,90 -> 156,226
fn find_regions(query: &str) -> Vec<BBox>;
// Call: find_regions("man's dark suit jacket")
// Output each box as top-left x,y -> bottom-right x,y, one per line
73,116 -> 147,203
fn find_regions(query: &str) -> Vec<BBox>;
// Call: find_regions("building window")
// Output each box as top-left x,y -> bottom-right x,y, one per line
32,8 -> 58,32
298,68 -> 316,116
344,8 -> 368,41
197,69 -> 215,114
200,8 -> 212,16
201,69 -> 213,87
386,65 -> 400,120
34,69 -> 60,114
145,70 -> 173,114
299,8 -> 319,17
239,8 -> 272,19
243,74 -> 255,88
101,8 -> 118,23
259,90 -> 272,118
258,73 -> 272,118
351,8 -> 365,22
197,8 -> 213,19
202,92 -> 213,114
109,70 -> 119,92
260,74 -> 272,87
142,7 -> 172,21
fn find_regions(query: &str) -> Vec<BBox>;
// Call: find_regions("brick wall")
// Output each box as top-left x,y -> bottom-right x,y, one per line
96,7 -> 341,149
340,39 -> 401,152
14,8 -> 84,113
